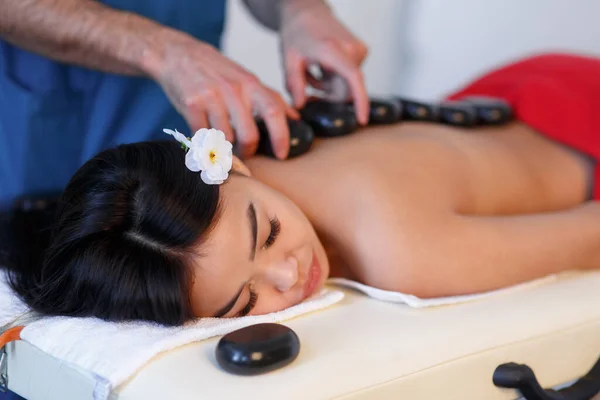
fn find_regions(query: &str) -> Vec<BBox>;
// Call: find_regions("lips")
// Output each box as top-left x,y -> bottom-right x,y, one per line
303,252 -> 322,300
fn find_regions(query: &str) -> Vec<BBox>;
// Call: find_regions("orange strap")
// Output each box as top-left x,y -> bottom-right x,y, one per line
0,326 -> 24,349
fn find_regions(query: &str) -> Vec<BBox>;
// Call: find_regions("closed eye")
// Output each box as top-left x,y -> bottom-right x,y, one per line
263,217 -> 280,249
235,285 -> 258,317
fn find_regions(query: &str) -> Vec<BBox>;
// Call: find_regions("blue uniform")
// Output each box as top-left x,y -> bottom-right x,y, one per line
0,3 -> 226,397
0,0 -> 227,211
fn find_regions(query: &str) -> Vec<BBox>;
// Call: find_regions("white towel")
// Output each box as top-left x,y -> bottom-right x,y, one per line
0,274 -> 30,328
327,275 -> 558,308
1,271 -> 558,400
0,274 -> 344,400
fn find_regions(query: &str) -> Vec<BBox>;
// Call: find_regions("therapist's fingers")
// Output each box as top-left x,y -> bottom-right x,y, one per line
265,86 -> 299,121
285,51 -> 308,109
318,44 -> 369,125
204,90 -> 234,143
226,92 -> 259,159
286,105 -> 300,120
308,70 -> 352,103
215,76 -> 260,158
186,104 -> 210,133
251,87 -> 291,160
339,37 -> 369,66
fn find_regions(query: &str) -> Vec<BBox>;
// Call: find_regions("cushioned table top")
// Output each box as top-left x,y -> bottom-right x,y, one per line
7,272 -> 600,400
115,272 -> 600,400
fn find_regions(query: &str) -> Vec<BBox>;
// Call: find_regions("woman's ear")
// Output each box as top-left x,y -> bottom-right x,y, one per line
232,155 -> 252,177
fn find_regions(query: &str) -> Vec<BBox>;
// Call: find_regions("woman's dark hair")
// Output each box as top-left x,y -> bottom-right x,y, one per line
2,141 -> 221,326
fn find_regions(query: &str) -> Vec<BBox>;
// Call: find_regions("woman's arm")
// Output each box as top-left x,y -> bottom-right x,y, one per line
386,202 -> 600,298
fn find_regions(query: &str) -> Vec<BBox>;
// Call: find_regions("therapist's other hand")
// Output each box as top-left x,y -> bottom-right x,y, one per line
280,0 -> 369,125
149,31 -> 298,160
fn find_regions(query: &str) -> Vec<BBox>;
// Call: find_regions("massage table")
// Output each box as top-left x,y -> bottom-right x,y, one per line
3,271 -> 600,400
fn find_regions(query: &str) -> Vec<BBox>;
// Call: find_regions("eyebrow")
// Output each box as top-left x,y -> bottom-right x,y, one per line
247,202 -> 258,261
214,283 -> 246,318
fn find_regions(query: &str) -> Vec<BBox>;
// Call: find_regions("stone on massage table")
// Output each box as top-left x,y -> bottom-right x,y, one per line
215,323 -> 301,376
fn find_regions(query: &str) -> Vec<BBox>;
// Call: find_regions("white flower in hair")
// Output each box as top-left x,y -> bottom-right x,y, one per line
163,128 -> 233,185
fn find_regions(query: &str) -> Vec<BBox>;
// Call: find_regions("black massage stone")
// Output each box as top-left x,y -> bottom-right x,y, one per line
367,97 -> 403,124
216,323 -> 301,376
461,96 -> 513,125
393,97 -> 439,122
299,100 -> 358,137
438,101 -> 478,127
256,118 -> 315,159
344,97 -> 402,125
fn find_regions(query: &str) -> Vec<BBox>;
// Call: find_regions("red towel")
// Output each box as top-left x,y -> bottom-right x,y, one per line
446,53 -> 600,199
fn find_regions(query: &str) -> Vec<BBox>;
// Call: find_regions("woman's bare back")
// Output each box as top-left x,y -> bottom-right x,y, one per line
246,121 -> 597,293
249,121 -> 590,217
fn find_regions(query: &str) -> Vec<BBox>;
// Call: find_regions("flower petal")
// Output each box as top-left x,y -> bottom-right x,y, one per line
206,164 -> 228,180
183,128 -> 233,184
215,141 -> 233,171
193,146 -> 212,170
213,129 -> 226,142
219,152 -> 233,173
201,170 -> 224,185
191,129 -> 209,147
163,129 -> 192,149
185,150 -> 202,172
202,129 -> 221,149
216,139 -> 233,154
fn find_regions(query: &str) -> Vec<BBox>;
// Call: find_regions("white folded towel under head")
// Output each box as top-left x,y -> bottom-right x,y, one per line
0,275 -> 30,329
0,274 -> 344,400
327,275 -> 558,308
1,270 -> 560,400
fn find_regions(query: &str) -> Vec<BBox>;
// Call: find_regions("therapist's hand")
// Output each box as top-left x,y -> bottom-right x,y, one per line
280,0 -> 369,125
148,31 -> 298,160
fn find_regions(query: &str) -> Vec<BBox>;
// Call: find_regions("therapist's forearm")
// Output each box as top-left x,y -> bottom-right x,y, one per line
242,0 -> 330,31
0,0 -> 175,76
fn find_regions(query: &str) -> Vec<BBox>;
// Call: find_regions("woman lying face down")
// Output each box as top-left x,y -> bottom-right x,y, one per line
7,53 -> 600,326
7,119 -> 600,326
6,138 -> 330,325
183,146 -> 331,319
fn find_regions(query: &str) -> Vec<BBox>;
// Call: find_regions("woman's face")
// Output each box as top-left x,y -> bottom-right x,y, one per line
189,167 -> 329,318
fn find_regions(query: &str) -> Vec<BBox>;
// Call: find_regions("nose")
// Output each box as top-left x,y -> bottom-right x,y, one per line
265,256 -> 299,292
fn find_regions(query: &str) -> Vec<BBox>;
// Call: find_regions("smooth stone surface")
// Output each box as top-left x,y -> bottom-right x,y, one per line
365,97 -> 403,124
336,97 -> 402,125
393,97 -> 439,122
461,96 -> 514,125
256,118 -> 314,158
438,101 -> 478,127
215,323 -> 301,376
299,100 -> 358,137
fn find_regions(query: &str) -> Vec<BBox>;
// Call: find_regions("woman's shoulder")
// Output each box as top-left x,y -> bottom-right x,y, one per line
248,123 -> 464,218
